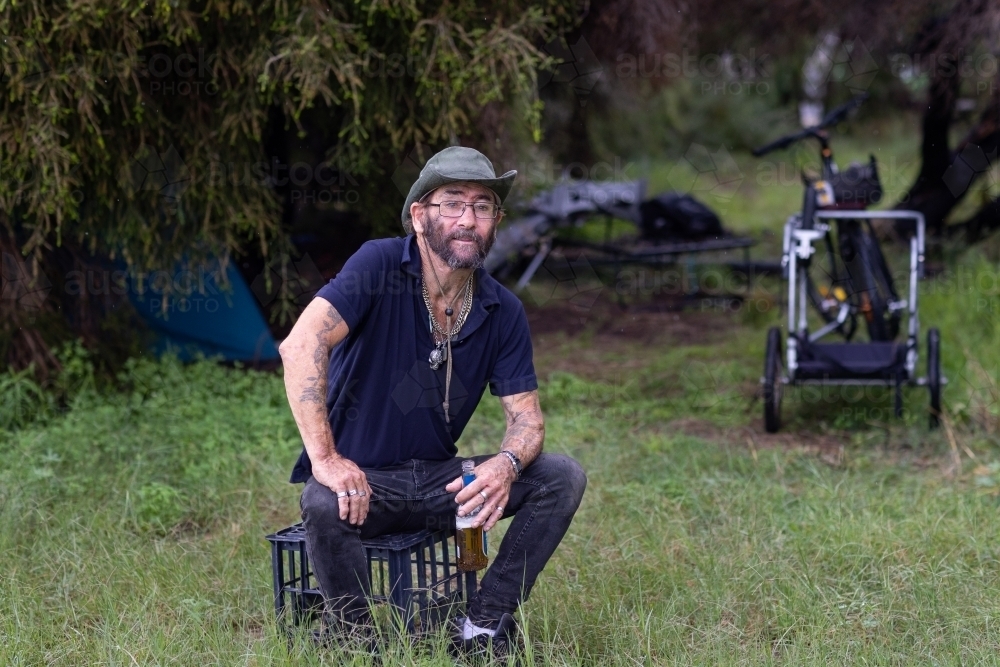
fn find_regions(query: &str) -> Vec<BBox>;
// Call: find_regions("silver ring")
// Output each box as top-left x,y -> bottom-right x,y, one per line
479,490 -> 488,501
495,506 -> 504,514
336,491 -> 348,498
348,489 -> 359,497
358,491 -> 367,497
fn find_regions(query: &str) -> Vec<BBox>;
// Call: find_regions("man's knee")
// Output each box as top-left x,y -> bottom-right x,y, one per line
300,477 -> 353,533
529,453 -> 587,511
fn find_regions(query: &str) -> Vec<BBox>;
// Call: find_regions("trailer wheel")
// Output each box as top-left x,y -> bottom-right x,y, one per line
928,328 -> 941,429
764,327 -> 783,433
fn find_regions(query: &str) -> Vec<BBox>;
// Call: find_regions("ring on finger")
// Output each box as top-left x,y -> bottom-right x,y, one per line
348,489 -> 359,496
495,506 -> 504,514
479,490 -> 488,502
336,491 -> 349,499
358,490 -> 367,497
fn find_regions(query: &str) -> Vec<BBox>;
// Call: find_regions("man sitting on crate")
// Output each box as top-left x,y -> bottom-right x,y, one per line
278,146 -> 587,658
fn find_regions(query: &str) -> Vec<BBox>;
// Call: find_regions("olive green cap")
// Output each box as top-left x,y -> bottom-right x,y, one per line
401,146 -> 517,233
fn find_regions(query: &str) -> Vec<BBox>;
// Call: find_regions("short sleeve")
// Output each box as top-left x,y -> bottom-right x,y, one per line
489,296 -> 538,396
314,240 -> 392,332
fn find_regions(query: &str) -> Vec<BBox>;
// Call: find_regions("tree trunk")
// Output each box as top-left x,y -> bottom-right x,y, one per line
895,56 -> 962,236
946,86 -> 1000,243
0,233 -> 61,378
895,0 -> 998,237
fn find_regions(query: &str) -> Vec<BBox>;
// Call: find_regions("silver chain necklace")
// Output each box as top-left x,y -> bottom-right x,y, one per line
422,273 -> 474,370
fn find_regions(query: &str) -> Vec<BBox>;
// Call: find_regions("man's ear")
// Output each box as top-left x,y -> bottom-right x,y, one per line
410,201 -> 425,235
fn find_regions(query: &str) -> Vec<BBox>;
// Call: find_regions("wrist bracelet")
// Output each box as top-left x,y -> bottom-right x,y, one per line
499,450 -> 522,479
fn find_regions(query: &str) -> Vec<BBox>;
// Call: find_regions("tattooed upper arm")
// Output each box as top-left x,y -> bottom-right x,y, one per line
283,298 -> 349,354
315,302 -> 346,350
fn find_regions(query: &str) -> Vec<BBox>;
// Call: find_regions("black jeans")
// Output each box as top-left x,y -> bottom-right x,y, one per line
300,452 -> 587,628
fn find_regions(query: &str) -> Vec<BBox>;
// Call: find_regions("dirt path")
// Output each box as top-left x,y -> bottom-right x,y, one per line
526,291 -> 742,382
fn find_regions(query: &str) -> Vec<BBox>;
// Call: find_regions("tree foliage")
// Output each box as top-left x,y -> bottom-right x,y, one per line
0,0 -> 582,372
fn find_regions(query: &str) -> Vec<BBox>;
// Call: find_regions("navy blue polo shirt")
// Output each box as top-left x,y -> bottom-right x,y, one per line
289,234 -> 537,481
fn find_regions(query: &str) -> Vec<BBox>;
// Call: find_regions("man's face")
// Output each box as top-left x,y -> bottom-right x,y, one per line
419,183 -> 500,270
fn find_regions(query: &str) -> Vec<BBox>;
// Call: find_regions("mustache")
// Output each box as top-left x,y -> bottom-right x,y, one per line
449,230 -> 482,243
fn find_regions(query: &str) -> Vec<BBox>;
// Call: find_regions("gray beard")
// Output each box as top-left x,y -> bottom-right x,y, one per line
423,215 -> 497,269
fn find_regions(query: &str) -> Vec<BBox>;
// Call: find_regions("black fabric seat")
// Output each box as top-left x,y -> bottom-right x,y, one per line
795,339 -> 908,381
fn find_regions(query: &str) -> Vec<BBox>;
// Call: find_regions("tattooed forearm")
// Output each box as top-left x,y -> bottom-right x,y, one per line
500,422 -> 542,462
499,391 -> 544,467
298,305 -> 343,404
298,380 -> 326,404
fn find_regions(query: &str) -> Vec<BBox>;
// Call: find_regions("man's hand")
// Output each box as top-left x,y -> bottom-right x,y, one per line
312,455 -> 372,526
446,455 -> 517,532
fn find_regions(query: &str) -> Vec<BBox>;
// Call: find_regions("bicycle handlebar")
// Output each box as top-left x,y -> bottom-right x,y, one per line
819,93 -> 868,127
751,130 -> 811,157
751,93 -> 869,157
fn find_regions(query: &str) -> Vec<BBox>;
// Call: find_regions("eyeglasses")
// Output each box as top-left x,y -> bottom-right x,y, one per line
425,200 -> 501,219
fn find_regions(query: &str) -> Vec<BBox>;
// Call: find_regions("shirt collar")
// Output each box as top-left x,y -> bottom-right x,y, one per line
400,233 -> 421,278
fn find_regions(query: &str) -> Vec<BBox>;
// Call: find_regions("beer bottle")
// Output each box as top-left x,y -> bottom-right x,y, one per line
456,460 -> 488,571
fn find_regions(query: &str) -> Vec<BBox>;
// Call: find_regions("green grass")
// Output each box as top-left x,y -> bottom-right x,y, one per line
6,124 -> 1000,664
4,250 -> 1000,666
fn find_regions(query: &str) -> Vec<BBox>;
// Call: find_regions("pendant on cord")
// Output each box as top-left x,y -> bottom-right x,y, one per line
428,341 -> 448,370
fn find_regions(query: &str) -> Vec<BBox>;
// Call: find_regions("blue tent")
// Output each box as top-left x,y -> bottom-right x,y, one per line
129,260 -> 279,362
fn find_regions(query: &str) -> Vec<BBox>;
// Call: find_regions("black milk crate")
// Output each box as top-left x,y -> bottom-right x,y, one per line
265,523 -> 477,635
